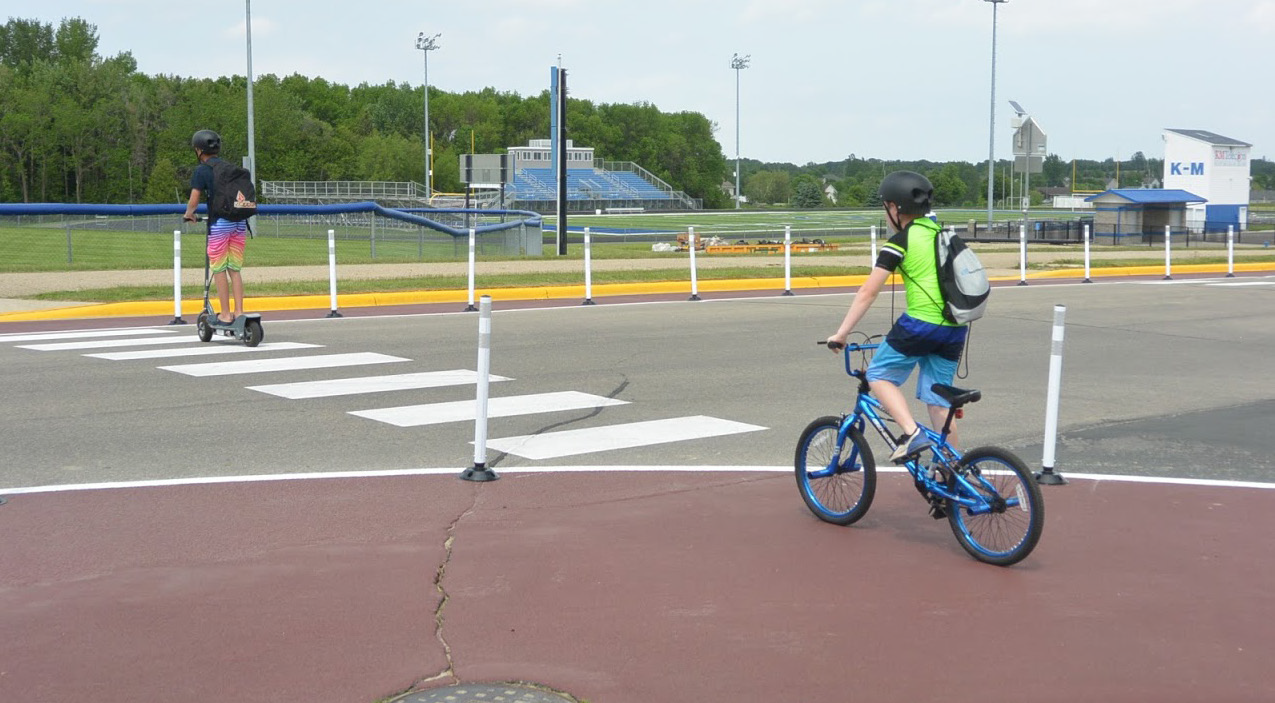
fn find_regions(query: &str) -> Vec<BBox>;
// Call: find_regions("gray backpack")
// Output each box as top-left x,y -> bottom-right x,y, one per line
934,228 -> 989,324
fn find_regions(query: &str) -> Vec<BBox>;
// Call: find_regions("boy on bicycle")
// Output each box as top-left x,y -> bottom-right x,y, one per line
826,171 -> 969,462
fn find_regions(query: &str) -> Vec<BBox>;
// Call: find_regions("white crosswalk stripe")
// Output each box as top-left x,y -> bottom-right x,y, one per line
247,369 -> 512,399
19,336 -> 199,351
87,342 -> 322,361
3,324 -> 769,462
159,352 -> 410,377
0,328 -> 176,343
351,390 -> 627,427
483,415 -> 767,460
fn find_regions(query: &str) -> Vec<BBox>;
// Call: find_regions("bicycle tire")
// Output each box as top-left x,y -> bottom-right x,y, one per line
946,446 -> 1044,566
794,416 -> 876,525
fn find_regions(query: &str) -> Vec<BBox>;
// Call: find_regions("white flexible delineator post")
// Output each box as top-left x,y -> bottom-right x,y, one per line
1037,304 -> 1068,485
465,227 -> 477,311
870,225 -> 878,262
461,295 -> 498,482
782,224 -> 793,296
1226,225 -> 1235,278
326,229 -> 342,318
1082,223 -> 1092,283
1164,225 -> 1172,280
583,227 -> 595,305
170,230 -> 185,325
688,226 -> 701,301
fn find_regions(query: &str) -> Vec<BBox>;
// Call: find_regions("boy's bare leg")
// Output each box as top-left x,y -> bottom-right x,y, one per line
213,271 -> 233,323
229,270 -> 244,316
927,404 -> 957,449
869,379 -> 918,436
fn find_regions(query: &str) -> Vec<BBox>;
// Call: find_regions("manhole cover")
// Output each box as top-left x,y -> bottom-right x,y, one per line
391,683 -> 575,703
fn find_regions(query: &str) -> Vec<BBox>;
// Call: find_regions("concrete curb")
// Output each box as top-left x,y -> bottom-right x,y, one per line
1,262 -> 1270,322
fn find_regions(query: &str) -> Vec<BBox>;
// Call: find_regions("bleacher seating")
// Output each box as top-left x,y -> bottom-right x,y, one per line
511,167 -> 671,202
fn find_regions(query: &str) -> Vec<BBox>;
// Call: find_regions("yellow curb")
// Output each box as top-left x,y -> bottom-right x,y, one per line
1,263 -> 1271,322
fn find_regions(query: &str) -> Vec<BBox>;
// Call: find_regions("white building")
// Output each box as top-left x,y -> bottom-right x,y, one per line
1161,128 -> 1252,231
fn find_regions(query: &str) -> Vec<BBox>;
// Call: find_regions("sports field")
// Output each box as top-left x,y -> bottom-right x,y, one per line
556,207 -> 1069,235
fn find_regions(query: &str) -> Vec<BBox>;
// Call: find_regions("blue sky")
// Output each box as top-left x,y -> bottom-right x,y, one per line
21,0 -> 1275,164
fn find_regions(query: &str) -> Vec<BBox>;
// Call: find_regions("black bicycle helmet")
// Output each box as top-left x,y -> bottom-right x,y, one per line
191,129 -> 221,154
878,170 -> 933,215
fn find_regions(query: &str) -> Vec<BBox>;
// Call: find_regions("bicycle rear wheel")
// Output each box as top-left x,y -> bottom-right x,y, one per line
947,446 -> 1044,566
794,416 -> 876,525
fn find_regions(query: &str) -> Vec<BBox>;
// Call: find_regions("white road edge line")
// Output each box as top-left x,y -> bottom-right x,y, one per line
2,467 -> 1272,496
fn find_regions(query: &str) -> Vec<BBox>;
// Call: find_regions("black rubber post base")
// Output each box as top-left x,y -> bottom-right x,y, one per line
168,317 -> 187,325
326,310 -> 343,318
1035,467 -> 1068,485
1226,272 -> 1236,278
460,464 -> 499,482
1017,280 -> 1028,286
463,304 -> 478,312
689,294 -> 701,301
1163,275 -> 1172,280
782,290 -> 795,296
1082,278 -> 1092,283
582,299 -> 596,305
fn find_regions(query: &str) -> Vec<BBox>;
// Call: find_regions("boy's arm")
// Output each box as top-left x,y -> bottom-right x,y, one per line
826,266 -> 892,348
183,189 -> 201,222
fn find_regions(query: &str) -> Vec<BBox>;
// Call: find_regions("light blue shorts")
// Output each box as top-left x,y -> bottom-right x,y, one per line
866,340 -> 961,407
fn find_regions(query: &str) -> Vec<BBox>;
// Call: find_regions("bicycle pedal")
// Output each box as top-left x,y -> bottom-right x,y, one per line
928,502 -> 947,520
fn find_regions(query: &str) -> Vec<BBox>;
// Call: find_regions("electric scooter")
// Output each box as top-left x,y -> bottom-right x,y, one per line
191,219 -> 262,347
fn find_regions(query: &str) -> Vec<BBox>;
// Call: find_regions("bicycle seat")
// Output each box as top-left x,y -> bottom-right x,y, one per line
931,384 -> 981,408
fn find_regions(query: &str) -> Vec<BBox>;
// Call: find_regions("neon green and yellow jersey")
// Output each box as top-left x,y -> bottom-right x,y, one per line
875,217 -> 960,327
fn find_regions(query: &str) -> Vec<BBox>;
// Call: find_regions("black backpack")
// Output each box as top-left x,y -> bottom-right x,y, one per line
208,160 -> 257,222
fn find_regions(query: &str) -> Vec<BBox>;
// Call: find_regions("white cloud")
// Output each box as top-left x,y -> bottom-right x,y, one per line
224,15 -> 276,40
1249,1 -> 1275,32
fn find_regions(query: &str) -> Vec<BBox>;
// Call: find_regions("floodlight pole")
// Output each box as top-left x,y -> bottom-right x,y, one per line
415,32 -> 441,203
244,0 -> 256,185
731,53 -> 750,210
985,0 -> 1007,229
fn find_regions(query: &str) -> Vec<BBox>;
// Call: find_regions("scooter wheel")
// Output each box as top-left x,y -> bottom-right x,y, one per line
196,312 -> 213,343
244,319 -> 263,347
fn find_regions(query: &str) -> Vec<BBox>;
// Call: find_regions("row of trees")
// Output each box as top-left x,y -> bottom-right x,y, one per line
3,17 -> 1270,210
744,151 -> 1275,209
0,17 -> 731,207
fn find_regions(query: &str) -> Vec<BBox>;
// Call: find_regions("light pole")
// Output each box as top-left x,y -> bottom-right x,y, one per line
415,32 -> 441,201
731,53 -> 750,210
985,0 -> 1007,229
244,0 -> 256,185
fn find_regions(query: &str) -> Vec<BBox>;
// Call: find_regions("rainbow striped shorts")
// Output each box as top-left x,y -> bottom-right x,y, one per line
207,219 -> 247,273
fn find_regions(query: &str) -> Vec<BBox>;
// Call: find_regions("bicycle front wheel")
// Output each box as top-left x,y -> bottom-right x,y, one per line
947,446 -> 1044,566
794,416 -> 876,525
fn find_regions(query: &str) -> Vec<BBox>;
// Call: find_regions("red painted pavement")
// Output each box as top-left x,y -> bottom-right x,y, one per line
2,470 -> 1273,702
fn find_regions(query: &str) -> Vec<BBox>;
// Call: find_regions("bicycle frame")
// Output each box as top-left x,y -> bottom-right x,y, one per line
823,343 -> 1023,517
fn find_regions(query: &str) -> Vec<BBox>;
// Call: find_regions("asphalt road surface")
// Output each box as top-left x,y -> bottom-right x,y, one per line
2,273 -> 1273,491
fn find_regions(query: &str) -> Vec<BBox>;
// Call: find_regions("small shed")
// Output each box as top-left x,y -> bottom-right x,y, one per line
1084,189 -> 1206,237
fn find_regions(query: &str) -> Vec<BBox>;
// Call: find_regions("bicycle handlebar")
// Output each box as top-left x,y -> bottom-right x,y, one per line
818,339 -> 881,377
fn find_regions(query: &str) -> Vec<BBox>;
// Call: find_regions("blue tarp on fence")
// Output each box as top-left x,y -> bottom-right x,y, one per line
0,202 -> 542,239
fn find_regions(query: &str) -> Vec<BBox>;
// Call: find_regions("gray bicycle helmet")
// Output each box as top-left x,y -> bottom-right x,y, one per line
191,129 -> 221,154
878,171 -> 933,215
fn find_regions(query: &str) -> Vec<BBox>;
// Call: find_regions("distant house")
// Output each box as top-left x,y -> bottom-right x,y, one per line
823,183 -> 838,203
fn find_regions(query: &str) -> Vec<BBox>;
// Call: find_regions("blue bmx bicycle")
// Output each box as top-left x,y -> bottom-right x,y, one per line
795,337 -> 1044,566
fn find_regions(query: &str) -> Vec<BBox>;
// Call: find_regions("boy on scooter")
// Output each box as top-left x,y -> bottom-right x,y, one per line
182,129 -> 246,325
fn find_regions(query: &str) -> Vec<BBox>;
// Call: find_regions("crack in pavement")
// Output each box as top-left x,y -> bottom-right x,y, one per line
412,487 -> 481,690
487,376 -> 631,470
